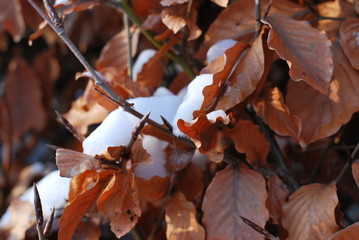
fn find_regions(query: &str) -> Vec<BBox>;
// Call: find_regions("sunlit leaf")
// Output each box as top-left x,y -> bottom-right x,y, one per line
263,14 -> 333,94
202,164 -> 269,240
282,183 -> 339,240
286,42 -> 359,147
136,176 -> 170,207
165,191 -> 205,240
97,171 -> 141,238
340,17 -> 359,69
331,222 -> 359,240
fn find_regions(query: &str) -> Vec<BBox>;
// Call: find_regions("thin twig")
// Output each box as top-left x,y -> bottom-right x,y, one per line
55,110 -> 85,142
27,0 -> 195,149
43,207 -> 55,237
309,16 -> 346,22
123,112 -> 151,158
254,0 -> 262,38
240,216 -> 279,240
333,138 -> 359,183
263,0 -> 273,19
123,13 -> 133,80
33,183 -> 46,240
94,88 -> 195,148
247,106 -> 300,191
106,0 -> 196,79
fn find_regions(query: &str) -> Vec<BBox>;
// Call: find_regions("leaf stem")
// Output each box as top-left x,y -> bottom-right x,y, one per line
123,13 -> 133,80
106,0 -> 196,79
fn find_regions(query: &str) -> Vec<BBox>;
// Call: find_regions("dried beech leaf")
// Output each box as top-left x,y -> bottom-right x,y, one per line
340,17 -> 359,69
202,164 -> 269,240
266,175 -> 289,224
165,191 -> 205,240
353,160 -> 359,189
136,176 -> 170,207
96,30 -> 128,71
177,163 -> 203,203
97,171 -> 141,238
254,87 -> 301,140
55,148 -> 101,178
0,0 -> 25,41
5,58 -> 46,143
131,139 -> 152,166
198,42 -> 249,116
160,0 -> 189,6
166,144 -> 194,172
263,14 -> 333,94
131,0 -> 162,19
177,113 -> 230,153
286,43 -> 359,147
211,0 -> 228,8
331,222 -> 359,240
224,119 -> 269,167
73,220 -> 102,240
282,183 -> 339,240
217,34 -> 265,110
59,171 -> 113,240
161,6 -> 186,34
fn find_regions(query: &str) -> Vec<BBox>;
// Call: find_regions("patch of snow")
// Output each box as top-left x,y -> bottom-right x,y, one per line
206,39 -> 237,64
134,135 -> 169,180
172,74 -> 214,136
206,110 -> 227,121
132,49 -> 157,81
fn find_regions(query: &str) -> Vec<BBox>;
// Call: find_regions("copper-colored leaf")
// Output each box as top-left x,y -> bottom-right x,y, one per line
177,113 -> 230,153
55,148 -> 101,178
263,14 -> 333,94
0,0 -> 25,42
202,164 -> 269,240
73,220 -> 102,240
266,175 -> 289,224
136,176 -> 170,207
59,171 -> 113,240
96,30 -> 128,71
211,0 -> 228,8
224,119 -> 269,167
165,191 -> 205,240
340,17 -> 359,69
353,160 -> 359,189
97,171 -> 141,238
198,42 -> 249,116
131,138 -> 152,166
177,163 -> 204,204
286,43 -> 359,147
331,222 -> 359,240
216,34 -> 265,110
282,183 -> 339,240
161,6 -> 186,34
254,87 -> 301,141
4,58 -> 46,143
160,0 -> 189,6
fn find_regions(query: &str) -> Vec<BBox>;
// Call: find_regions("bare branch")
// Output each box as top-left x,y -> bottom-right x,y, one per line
33,183 -> 46,240
55,110 -> 85,143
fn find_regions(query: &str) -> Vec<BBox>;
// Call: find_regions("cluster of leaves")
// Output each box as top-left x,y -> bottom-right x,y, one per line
1,0 -> 359,239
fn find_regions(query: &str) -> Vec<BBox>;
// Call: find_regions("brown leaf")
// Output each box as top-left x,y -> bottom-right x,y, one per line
265,175 -> 289,224
263,14 -> 333,94
196,0 -> 306,60
166,143 -> 194,172
4,58 -> 46,143
330,222 -> 359,240
160,0 -> 189,6
0,0 -> 25,41
197,42 -> 249,116
177,113 -> 230,154
216,34 -> 265,110
340,17 -> 359,69
55,148 -> 101,178
73,220 -> 102,240
131,139 -> 152,166
131,0 -> 162,20
282,183 -> 339,240
353,160 -> 359,189
136,176 -> 170,207
177,163 -> 204,204
211,0 -> 228,8
161,6 -> 186,34
59,170 -> 113,240
202,164 -> 269,240
165,191 -> 205,240
224,119 -> 270,167
97,171 -> 141,238
286,42 -> 359,147
254,87 -> 301,141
